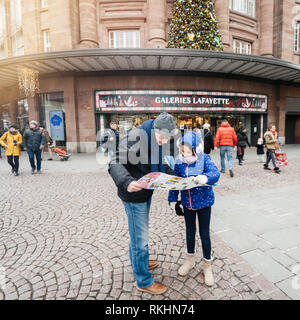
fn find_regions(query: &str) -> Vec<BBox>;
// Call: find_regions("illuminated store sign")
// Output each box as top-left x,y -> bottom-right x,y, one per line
95,90 -> 267,113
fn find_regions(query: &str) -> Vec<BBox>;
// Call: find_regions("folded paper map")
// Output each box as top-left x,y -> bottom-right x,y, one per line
137,172 -> 215,191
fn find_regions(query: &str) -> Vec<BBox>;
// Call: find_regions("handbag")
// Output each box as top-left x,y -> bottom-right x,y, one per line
275,150 -> 288,166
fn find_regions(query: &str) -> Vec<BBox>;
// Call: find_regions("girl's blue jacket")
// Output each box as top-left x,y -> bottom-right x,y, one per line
168,132 -> 220,210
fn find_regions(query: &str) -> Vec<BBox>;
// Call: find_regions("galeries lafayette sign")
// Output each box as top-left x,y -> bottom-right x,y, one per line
95,90 -> 267,112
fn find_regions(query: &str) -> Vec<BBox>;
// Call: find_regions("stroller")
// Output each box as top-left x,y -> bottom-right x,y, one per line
51,147 -> 71,161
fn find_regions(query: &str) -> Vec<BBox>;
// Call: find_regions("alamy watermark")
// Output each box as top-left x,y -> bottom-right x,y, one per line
291,264 -> 300,290
0,265 -> 6,291
95,127 -> 204,166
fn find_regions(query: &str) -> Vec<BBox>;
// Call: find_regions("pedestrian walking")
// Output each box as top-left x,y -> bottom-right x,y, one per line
39,125 -> 53,161
214,120 -> 237,177
23,120 -> 46,174
256,138 -> 265,162
0,125 -> 23,176
263,125 -> 280,173
0,128 -> 3,159
236,128 -> 251,165
108,112 -> 177,295
100,121 -> 120,159
202,123 -> 214,155
168,131 -> 220,286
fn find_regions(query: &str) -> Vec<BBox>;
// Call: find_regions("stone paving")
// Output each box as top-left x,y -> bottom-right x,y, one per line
0,146 -> 297,300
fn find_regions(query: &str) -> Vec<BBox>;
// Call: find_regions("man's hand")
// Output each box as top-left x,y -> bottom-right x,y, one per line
4,144 -> 8,148
127,181 -> 144,192
194,175 -> 208,185
40,145 -> 44,150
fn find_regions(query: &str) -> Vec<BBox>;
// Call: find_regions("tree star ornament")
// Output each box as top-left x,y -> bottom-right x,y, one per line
167,0 -> 223,51
188,33 -> 195,41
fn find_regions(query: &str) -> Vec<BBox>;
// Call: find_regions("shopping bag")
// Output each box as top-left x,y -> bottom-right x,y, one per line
275,151 -> 288,166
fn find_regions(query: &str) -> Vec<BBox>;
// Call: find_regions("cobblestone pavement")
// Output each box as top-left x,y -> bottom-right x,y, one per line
0,146 -> 297,300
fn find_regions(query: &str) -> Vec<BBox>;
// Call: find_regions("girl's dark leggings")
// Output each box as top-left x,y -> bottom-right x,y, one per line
7,156 -> 19,173
183,206 -> 211,260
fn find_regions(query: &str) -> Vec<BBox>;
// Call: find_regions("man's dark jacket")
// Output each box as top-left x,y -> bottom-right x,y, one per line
203,129 -> 214,154
23,128 -> 46,152
108,119 -> 175,203
237,132 -> 251,148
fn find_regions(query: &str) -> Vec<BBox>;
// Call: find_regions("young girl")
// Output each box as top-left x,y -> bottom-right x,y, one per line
256,138 -> 265,162
168,131 -> 220,286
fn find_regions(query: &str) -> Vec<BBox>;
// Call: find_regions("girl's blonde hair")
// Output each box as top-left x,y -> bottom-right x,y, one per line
257,138 -> 263,144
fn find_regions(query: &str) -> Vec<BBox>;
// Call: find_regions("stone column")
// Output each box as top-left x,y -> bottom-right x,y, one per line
22,0 -> 40,54
214,0 -> 230,49
281,0 -> 294,62
8,101 -> 17,126
27,96 -> 39,122
260,0 -> 274,57
277,86 -> 286,145
147,0 -> 166,48
78,0 -> 99,48
64,77 -> 80,153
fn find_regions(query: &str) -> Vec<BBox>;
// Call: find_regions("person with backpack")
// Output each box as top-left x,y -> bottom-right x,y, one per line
0,125 -> 23,176
23,120 -> 46,174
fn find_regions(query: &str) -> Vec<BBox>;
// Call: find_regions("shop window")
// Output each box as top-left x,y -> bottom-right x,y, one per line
16,99 -> 29,134
233,39 -> 252,55
230,0 -> 256,18
10,0 -> 24,56
0,104 -> 11,132
109,30 -> 140,49
38,92 -> 66,146
41,0 -> 48,9
294,21 -> 300,53
43,29 -> 51,52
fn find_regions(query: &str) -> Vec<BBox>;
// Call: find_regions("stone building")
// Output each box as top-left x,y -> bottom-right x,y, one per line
0,0 -> 300,152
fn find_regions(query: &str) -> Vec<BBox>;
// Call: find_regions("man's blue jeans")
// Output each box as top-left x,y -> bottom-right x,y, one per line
219,146 -> 233,172
27,149 -> 42,171
122,198 -> 154,289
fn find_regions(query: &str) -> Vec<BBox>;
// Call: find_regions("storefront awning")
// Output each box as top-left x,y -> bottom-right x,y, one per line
0,48 -> 300,90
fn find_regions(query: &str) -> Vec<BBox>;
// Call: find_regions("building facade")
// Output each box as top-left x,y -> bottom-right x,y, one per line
0,0 -> 300,152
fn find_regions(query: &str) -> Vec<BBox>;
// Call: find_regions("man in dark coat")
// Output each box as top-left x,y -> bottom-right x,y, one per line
202,123 -> 214,154
100,121 -> 120,159
23,120 -> 46,174
236,128 -> 251,165
108,112 -> 177,295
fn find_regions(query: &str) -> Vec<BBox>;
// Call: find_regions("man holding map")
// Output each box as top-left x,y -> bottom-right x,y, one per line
108,112 -> 177,295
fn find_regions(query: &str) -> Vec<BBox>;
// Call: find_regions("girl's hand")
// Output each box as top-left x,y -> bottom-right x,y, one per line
185,176 -> 195,184
194,175 -> 208,185
169,202 -> 176,211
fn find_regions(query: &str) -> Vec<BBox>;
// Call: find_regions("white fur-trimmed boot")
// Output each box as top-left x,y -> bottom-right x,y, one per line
178,253 -> 195,276
202,257 -> 214,286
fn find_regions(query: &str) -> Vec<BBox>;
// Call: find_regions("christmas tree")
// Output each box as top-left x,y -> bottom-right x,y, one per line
167,0 -> 223,51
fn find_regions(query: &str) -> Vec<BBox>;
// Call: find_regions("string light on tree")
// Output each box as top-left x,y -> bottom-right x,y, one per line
167,0 -> 223,51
